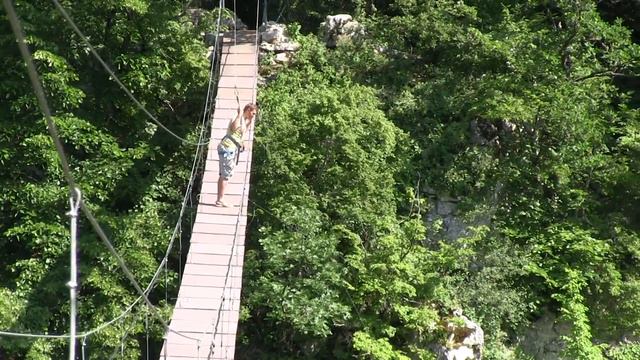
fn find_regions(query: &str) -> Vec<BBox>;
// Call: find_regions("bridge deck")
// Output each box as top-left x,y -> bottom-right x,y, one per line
160,30 -> 257,360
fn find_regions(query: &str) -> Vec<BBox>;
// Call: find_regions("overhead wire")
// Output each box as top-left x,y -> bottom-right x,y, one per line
0,0 -> 224,346
275,0 -> 288,23
50,0 -> 210,147
2,0 -> 79,194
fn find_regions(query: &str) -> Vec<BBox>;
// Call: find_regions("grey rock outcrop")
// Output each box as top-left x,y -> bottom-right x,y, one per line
259,22 -> 300,65
319,14 -> 364,48
222,14 -> 248,30
435,310 -> 484,360
423,182 -> 501,242
519,312 -> 569,360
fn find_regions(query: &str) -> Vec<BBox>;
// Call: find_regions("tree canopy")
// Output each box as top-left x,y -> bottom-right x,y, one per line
1,0 -> 211,358
1,0 -> 639,359
239,1 -> 640,359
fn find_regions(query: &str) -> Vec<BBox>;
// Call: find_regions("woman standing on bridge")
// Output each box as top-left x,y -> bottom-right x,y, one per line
215,100 -> 258,207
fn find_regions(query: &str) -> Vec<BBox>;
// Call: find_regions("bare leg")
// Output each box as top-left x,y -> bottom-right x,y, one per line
217,176 -> 227,203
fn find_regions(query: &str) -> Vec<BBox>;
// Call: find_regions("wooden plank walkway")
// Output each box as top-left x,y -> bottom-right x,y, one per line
160,30 -> 257,360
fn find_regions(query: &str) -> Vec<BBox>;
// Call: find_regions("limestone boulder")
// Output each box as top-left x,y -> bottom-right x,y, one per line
258,21 -> 300,66
320,14 -> 365,48
260,22 -> 287,44
435,310 -> 484,360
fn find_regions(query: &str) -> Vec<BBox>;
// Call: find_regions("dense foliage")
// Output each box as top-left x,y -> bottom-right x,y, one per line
239,0 -> 640,359
0,0 -> 214,358
2,0 -> 639,359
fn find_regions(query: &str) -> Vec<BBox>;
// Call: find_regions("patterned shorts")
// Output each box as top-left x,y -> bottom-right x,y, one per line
217,144 -> 237,180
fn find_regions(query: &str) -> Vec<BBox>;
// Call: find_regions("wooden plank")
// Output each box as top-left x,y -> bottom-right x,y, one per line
186,253 -> 244,267
182,263 -> 243,276
220,52 -> 258,65
193,213 -> 247,225
177,285 -> 241,299
216,87 -> 255,100
212,108 -> 238,120
190,233 -> 244,246
191,222 -> 246,236
221,43 -> 256,54
160,333 -> 237,357
218,76 -> 256,89
214,98 -> 244,110
175,296 -> 240,311
188,243 -> 245,256
170,317 -> 239,333
179,274 -> 243,289
220,64 -> 256,77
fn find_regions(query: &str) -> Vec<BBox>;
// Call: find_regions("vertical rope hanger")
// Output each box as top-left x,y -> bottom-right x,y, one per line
145,306 -> 150,360
254,0 -> 260,105
262,0 -> 268,26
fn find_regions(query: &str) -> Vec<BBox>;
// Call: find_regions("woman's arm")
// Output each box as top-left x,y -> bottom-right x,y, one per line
228,88 -> 242,131
228,111 -> 242,132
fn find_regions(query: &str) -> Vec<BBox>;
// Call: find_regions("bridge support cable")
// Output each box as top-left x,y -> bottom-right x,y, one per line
1,0 -> 223,352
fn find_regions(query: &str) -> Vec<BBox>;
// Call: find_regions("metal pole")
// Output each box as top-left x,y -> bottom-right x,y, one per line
67,188 -> 82,360
81,337 -> 87,360
262,0 -> 267,26
145,308 -> 150,360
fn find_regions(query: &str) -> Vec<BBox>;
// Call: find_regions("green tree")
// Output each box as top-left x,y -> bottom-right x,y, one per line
243,0 -> 640,358
347,0 -> 640,357
0,0 -> 210,357
240,33 -> 442,359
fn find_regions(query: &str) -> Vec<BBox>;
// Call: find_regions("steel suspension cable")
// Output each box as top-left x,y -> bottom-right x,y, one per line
2,0 -> 208,345
1,0 -> 226,349
50,0 -> 210,147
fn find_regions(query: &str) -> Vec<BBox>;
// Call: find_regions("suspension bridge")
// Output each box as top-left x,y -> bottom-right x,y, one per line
0,0 -> 261,358
160,29 -> 258,360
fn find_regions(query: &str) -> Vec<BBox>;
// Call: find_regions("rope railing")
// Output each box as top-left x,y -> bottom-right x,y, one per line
0,0 -> 226,355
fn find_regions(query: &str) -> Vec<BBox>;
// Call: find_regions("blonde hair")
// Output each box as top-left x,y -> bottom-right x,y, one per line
243,103 -> 258,112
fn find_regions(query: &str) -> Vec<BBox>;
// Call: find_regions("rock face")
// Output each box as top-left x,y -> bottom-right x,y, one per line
319,14 -> 364,47
519,312 -> 569,360
436,310 -> 484,360
423,182 -> 501,242
222,14 -> 248,31
259,22 -> 300,65
470,119 -> 517,148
